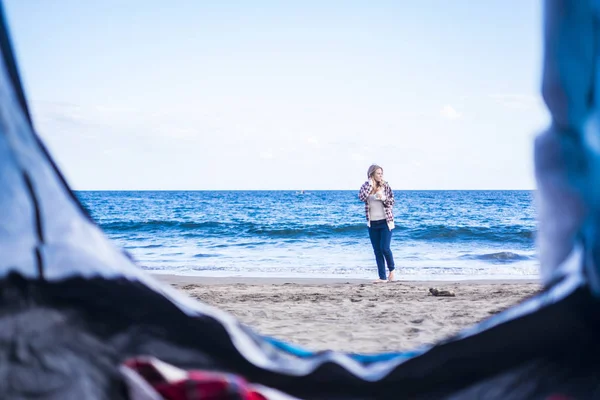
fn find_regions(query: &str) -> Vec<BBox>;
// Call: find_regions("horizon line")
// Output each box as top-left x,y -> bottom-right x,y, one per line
71,188 -> 538,192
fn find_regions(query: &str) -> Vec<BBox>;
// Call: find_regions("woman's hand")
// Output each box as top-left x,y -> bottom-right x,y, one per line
369,178 -> 376,194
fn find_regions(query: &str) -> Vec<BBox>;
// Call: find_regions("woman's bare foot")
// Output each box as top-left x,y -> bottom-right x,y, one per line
372,279 -> 387,284
388,271 -> 395,282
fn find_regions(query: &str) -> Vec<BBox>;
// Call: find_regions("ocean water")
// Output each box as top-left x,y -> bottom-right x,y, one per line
76,190 -> 539,280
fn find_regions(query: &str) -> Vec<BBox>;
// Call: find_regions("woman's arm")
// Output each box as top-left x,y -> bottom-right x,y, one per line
382,183 -> 395,207
358,181 -> 372,202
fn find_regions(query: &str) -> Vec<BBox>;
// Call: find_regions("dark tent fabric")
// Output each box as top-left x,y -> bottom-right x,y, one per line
1,1 -> 600,399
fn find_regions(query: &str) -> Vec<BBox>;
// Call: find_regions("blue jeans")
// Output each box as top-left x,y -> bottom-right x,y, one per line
368,219 -> 395,280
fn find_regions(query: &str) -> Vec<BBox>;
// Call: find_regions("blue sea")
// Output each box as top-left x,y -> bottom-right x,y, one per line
76,190 -> 539,280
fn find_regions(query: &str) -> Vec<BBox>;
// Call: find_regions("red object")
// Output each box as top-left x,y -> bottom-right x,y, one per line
546,395 -> 574,400
124,357 -> 267,400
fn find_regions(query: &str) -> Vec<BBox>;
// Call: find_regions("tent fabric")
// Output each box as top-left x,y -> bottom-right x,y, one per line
535,0 -> 600,294
1,1 -> 600,399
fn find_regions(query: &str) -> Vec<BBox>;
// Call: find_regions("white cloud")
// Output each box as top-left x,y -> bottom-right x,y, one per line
259,151 -> 274,159
440,105 -> 462,120
306,136 -> 320,147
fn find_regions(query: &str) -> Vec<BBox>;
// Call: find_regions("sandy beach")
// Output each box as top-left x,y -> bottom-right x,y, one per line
156,275 -> 542,353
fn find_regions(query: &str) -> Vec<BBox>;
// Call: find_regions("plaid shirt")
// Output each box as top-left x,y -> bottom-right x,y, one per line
358,180 -> 395,229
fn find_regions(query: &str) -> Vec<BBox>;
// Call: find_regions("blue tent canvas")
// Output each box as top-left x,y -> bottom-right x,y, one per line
1,1 -> 600,399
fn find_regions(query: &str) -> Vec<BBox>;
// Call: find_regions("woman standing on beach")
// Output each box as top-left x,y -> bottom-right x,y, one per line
358,164 -> 396,283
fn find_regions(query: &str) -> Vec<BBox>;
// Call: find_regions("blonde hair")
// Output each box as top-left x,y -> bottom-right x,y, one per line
367,164 -> 383,179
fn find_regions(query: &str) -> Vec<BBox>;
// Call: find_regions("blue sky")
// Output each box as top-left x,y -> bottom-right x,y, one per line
4,1 -> 547,190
